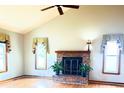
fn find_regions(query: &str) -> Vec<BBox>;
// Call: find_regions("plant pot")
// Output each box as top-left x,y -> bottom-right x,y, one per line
56,71 -> 60,75
81,72 -> 88,77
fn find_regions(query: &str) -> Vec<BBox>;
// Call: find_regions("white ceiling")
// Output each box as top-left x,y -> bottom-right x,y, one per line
0,5 -> 70,34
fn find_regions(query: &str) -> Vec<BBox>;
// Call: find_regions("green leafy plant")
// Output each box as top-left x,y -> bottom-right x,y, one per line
79,64 -> 93,77
50,62 -> 63,75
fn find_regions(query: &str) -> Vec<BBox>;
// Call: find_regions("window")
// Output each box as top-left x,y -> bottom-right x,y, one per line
0,42 -> 7,73
103,41 -> 121,74
35,43 -> 47,70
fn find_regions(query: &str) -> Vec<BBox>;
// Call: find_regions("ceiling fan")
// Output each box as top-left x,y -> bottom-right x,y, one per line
41,5 -> 79,15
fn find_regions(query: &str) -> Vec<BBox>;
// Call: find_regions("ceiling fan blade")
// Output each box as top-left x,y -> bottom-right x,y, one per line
41,6 -> 55,11
62,5 -> 79,9
57,6 -> 64,15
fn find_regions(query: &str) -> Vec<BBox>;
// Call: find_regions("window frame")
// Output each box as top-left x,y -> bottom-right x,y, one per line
35,43 -> 47,70
0,42 -> 8,73
102,41 -> 121,75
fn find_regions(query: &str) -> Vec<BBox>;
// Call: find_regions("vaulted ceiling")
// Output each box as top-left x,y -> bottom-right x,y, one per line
1,5 -> 124,35
0,5 -> 70,34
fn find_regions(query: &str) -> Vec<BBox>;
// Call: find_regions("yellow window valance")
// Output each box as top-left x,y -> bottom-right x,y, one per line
0,32 -> 11,52
32,38 -> 49,54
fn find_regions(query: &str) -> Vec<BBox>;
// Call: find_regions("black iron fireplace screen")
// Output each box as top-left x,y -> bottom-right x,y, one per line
62,57 -> 83,75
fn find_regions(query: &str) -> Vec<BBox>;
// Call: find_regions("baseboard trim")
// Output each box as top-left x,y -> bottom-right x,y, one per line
0,75 -> 24,83
0,75 -> 52,83
22,75 -> 52,79
89,80 -> 124,86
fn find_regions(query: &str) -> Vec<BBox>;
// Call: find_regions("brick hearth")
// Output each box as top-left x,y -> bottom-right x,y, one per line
53,75 -> 88,85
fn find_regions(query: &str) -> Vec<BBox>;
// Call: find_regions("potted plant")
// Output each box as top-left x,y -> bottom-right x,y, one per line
79,64 -> 93,77
50,62 -> 63,75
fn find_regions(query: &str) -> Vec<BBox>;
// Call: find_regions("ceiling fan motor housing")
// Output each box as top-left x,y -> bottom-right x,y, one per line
41,5 -> 79,15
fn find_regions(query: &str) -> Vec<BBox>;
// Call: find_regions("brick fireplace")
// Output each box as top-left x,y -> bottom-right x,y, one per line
53,50 -> 90,85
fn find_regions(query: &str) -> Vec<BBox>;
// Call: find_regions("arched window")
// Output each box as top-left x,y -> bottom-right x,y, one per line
103,41 -> 121,74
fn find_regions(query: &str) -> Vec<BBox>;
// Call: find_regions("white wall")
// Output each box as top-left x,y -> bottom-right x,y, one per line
24,6 -> 124,82
0,28 -> 24,81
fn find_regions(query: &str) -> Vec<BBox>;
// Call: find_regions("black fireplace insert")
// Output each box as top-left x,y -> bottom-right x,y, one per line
62,57 -> 83,75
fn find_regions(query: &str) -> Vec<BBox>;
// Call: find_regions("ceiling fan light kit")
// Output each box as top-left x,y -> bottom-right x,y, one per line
41,5 -> 79,15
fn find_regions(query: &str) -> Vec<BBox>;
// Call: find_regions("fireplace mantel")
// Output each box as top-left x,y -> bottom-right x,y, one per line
55,50 -> 90,64
55,50 -> 90,54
